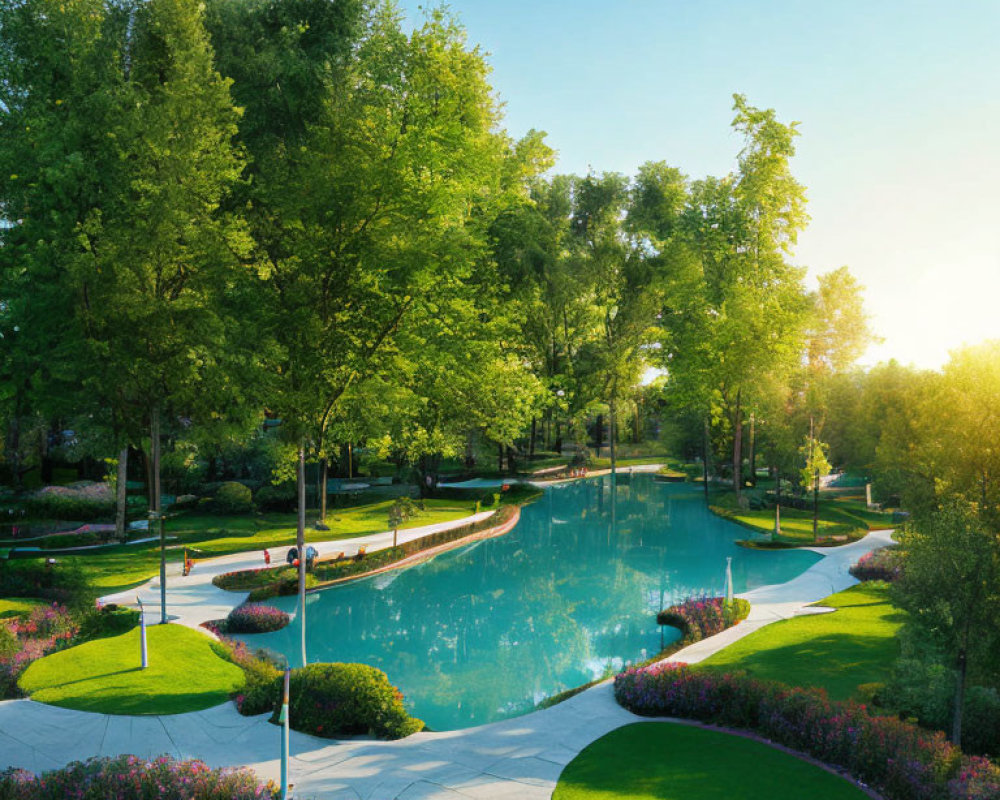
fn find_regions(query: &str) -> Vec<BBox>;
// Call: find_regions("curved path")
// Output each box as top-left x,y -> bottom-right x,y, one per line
0,512 -> 894,798
99,511 -> 496,630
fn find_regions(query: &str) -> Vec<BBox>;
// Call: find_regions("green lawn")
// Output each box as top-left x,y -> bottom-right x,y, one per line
697,583 -> 904,700
553,722 -> 870,800
712,492 -> 893,546
0,597 -> 47,619
18,499 -> 474,597
18,624 -> 244,714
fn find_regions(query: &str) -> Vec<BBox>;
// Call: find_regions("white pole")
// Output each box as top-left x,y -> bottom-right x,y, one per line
725,557 -> 733,605
137,597 -> 148,669
280,667 -> 291,799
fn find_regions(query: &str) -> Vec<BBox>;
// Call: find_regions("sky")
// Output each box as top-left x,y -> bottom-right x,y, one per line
398,0 -> 1000,370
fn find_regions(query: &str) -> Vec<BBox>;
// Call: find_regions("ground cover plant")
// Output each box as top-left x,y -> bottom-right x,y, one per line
696,583 -> 903,701
0,755 -> 277,799
553,722 -> 871,800
0,598 -> 46,620
18,624 -> 244,714
614,663 -> 1000,800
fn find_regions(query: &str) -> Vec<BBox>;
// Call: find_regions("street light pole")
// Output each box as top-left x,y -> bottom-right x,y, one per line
137,596 -> 148,669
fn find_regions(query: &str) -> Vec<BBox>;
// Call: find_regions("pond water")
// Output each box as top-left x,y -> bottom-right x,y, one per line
237,475 -> 821,731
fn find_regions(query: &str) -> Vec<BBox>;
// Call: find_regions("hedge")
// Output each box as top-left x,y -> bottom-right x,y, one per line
614,663 -> 1000,800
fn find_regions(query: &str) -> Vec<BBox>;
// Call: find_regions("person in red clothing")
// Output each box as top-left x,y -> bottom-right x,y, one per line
263,548 -> 271,566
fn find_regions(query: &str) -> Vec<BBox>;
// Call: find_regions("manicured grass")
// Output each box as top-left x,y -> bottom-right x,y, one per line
553,722 -> 870,799
0,597 -> 47,619
18,624 -> 244,714
697,583 -> 904,701
712,492 -> 893,546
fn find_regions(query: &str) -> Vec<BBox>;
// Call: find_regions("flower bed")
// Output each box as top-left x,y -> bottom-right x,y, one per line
209,636 -> 283,717
850,546 -> 904,582
0,604 -> 78,698
225,603 -> 289,634
614,663 -> 1000,800
0,754 -> 277,799
656,596 -> 751,640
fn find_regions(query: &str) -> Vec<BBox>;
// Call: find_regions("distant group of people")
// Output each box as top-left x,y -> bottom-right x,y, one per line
281,545 -> 318,568
567,467 -> 588,478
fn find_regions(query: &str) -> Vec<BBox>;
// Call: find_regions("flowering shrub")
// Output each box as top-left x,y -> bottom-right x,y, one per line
269,663 -> 424,740
614,663 -> 1000,800
209,636 -> 282,716
225,603 -> 289,634
0,604 -> 78,698
0,754 -> 278,799
850,546 -> 904,582
656,596 -> 751,641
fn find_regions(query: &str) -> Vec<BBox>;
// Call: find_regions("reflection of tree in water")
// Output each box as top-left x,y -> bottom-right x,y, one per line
249,476 -> 820,729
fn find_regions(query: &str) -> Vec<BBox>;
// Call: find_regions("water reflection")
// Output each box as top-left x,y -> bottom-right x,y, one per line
239,475 -> 820,730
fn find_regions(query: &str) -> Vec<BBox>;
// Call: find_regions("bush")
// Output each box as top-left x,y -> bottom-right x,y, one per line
213,482 -> 253,514
850,546 -> 904,582
20,493 -> 112,522
0,755 -> 278,799
77,604 -> 140,642
253,483 -> 296,512
614,663 -> 1000,800
225,603 -> 289,634
0,562 -> 90,607
882,659 -> 1000,758
267,663 -> 423,740
656,596 -> 751,641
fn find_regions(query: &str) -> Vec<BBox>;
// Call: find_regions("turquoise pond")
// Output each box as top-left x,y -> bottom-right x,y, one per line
236,475 -> 821,731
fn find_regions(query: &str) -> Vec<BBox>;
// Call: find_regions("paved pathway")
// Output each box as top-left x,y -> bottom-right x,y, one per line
0,513 -> 895,799
100,512 -> 495,629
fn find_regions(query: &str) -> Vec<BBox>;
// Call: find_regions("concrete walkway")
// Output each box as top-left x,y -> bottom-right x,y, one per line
0,518 -> 895,799
100,512 -> 495,629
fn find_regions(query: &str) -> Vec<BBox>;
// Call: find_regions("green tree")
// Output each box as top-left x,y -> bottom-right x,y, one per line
799,422 -> 831,539
672,95 -> 810,500
893,503 -> 1000,745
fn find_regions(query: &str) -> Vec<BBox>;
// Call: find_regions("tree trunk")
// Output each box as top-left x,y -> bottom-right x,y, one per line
748,413 -> 756,486
732,389 -> 743,499
497,442 -> 504,473
465,430 -> 475,468
115,447 -> 128,543
6,413 -> 20,489
347,442 -> 353,480
529,418 -> 537,459
595,414 -> 604,453
554,420 -> 562,454
703,418 -> 711,505
609,394 -> 617,477
952,647 -> 967,745
39,428 -> 53,485
633,399 -> 642,443
319,457 -> 328,522
297,441 -> 307,667
152,406 -> 167,624
810,415 -> 819,540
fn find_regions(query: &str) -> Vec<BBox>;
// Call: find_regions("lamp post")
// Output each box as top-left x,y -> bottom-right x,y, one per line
724,556 -> 734,607
137,596 -> 148,669
149,509 -> 167,623
279,667 -> 291,799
